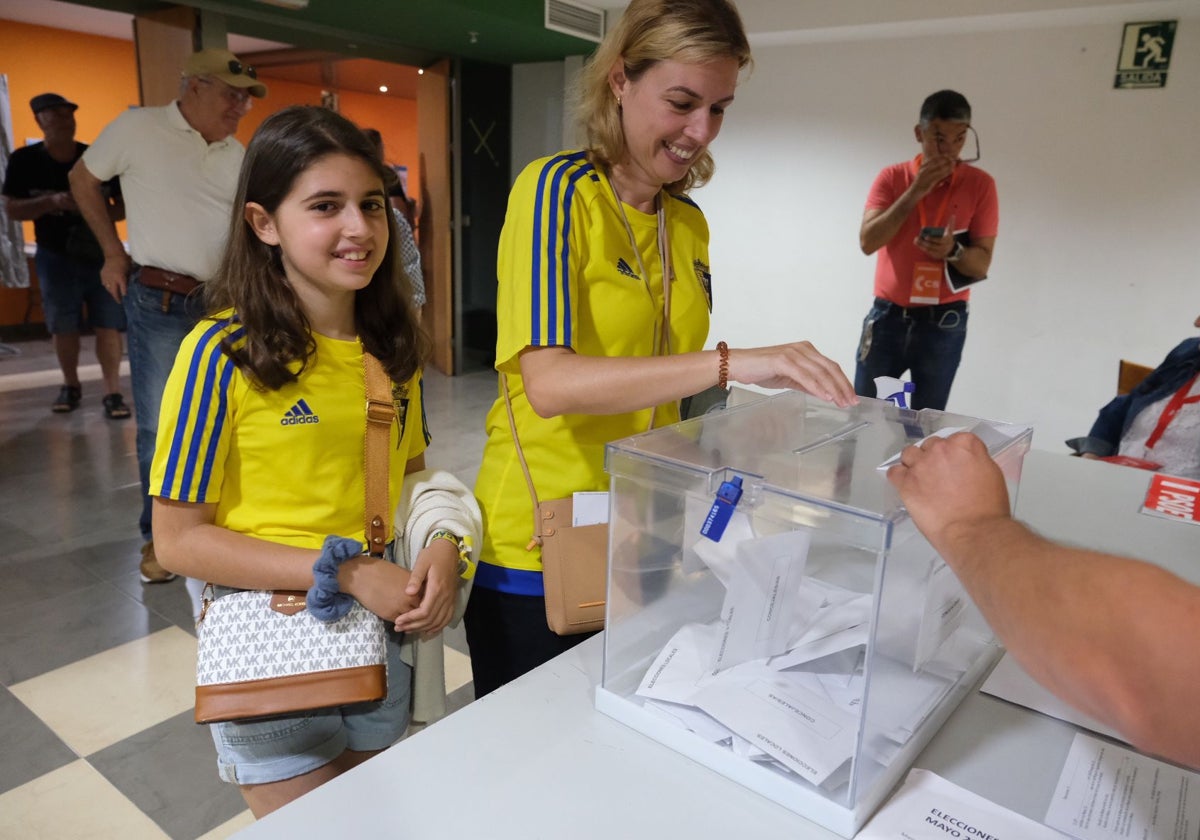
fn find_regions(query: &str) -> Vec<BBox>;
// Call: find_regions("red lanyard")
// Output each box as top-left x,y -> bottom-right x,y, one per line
910,155 -> 958,230
1145,372 -> 1200,450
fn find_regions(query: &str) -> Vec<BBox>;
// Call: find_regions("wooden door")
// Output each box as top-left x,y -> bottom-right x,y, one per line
417,60 -> 453,374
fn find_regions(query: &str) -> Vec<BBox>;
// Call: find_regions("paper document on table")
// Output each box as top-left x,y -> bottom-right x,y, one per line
858,767 -> 1065,839
1045,732 -> 1200,840
981,653 -> 1125,743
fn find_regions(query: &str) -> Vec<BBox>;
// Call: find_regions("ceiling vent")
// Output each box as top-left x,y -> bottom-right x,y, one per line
545,0 -> 606,44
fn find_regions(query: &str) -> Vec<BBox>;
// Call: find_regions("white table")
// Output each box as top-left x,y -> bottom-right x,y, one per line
236,450 -> 1197,838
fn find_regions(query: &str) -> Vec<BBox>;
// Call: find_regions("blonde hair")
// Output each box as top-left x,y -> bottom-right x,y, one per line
575,0 -> 751,194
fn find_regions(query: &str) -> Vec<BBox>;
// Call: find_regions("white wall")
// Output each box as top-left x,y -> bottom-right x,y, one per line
699,7 -> 1198,451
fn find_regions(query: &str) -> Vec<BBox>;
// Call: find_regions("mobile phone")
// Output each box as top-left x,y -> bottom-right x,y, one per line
919,226 -> 945,239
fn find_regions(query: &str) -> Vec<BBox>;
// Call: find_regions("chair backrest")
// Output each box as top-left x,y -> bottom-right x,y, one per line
1117,359 -> 1154,396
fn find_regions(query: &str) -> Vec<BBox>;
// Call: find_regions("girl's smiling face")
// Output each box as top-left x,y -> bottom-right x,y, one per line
246,152 -> 390,333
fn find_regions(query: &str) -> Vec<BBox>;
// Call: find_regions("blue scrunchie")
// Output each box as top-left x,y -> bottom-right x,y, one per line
307,535 -> 365,622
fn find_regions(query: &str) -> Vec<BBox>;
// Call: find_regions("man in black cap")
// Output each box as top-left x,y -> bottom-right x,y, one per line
854,90 -> 1000,412
70,49 -> 266,588
2,93 -> 127,416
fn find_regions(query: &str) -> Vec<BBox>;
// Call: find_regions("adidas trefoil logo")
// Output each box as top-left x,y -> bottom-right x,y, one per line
616,257 -> 639,280
280,399 -> 320,426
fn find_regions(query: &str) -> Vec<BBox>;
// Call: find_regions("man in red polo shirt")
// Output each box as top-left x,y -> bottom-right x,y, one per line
855,90 -> 999,411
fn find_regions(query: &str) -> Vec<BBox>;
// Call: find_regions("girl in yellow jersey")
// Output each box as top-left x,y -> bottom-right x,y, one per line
467,0 -> 858,697
149,107 -> 473,817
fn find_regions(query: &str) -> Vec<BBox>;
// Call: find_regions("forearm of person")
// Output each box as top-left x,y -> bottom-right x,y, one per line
153,498 -> 323,590
521,347 -> 722,417
68,163 -> 124,257
860,194 -> 918,255
4,194 -> 63,221
937,517 -> 1200,766
950,236 -> 995,280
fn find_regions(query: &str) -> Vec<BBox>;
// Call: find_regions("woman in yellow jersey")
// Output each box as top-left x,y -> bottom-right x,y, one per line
466,0 -> 857,696
149,107 -> 475,817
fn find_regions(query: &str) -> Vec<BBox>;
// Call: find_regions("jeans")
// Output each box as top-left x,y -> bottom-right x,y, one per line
854,298 -> 969,412
35,247 -> 126,333
123,271 -> 204,540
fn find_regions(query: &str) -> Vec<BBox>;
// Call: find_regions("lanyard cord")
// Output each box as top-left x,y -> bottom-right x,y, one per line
609,177 -> 672,357
1145,372 -> 1200,450
911,155 -> 959,231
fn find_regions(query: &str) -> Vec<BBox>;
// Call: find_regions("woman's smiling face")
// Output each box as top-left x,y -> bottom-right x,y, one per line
608,56 -> 739,206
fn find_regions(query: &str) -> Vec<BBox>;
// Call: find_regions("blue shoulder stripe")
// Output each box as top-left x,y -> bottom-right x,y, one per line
531,152 -> 592,346
159,322 -> 240,501
672,192 -> 701,211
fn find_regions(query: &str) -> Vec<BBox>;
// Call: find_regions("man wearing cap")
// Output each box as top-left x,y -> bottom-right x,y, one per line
3,93 -> 127,416
854,89 -> 999,412
70,48 -> 266,586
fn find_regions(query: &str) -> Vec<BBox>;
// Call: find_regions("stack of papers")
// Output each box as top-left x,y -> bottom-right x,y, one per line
634,515 -> 970,790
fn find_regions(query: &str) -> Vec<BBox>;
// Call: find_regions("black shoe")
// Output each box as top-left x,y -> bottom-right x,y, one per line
51,385 -> 82,413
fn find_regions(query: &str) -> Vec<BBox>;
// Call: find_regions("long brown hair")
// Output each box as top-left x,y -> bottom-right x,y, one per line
575,0 -> 752,194
205,105 -> 427,389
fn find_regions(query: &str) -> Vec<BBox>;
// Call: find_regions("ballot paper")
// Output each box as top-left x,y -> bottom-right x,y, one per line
858,767 -> 1065,839
636,621 -> 723,705
980,653 -> 1124,743
712,529 -> 813,671
692,673 -> 858,785
1045,732 -> 1200,840
571,491 -> 609,526
877,426 -> 967,471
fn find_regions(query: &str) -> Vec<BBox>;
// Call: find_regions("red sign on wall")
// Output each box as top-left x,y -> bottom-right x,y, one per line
1142,474 -> 1200,524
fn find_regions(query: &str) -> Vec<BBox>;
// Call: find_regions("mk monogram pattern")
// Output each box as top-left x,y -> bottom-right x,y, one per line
196,592 -> 386,686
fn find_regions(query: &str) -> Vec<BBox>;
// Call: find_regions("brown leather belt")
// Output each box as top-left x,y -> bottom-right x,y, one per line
138,265 -> 202,312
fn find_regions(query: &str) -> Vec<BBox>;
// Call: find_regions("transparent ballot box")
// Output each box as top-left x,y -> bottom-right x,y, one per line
595,392 -> 1032,837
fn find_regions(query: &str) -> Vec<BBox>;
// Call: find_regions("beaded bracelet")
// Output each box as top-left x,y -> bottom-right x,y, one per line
716,341 -> 730,389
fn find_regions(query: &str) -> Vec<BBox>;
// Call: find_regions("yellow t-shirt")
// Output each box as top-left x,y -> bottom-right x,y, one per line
474,151 -> 712,593
151,314 -> 428,549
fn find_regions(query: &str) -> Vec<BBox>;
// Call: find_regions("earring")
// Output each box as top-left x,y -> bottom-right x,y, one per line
617,96 -> 622,108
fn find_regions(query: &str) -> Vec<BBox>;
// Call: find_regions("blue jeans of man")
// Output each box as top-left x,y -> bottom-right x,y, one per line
854,298 -> 969,412
123,271 -> 204,540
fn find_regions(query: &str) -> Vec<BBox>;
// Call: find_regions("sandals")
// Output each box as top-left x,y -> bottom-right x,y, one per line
51,385 -> 82,413
103,393 -> 132,420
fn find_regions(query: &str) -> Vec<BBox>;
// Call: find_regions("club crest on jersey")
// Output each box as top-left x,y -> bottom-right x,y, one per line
281,399 -> 319,425
694,259 -> 712,311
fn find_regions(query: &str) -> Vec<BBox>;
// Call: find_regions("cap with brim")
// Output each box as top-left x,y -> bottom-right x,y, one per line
183,48 -> 268,98
30,93 -> 78,115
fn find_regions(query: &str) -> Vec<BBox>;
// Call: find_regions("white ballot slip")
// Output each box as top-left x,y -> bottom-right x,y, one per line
858,767 -> 1066,839
635,621 -> 722,705
1045,732 -> 1200,840
877,426 -> 966,471
692,674 -> 858,785
571,491 -> 609,526
981,653 -> 1125,744
712,529 -> 812,671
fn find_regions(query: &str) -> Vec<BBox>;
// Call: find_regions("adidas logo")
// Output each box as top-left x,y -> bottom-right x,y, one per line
616,257 -> 639,280
280,399 -> 320,426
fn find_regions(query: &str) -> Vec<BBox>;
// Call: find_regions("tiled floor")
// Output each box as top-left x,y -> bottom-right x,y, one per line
0,335 -> 496,839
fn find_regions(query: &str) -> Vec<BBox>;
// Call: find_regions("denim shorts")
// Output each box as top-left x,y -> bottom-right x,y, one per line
35,246 -> 126,334
208,610 -> 412,785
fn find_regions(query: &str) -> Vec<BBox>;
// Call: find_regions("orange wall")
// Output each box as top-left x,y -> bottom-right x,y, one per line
1,19 -> 419,192
236,80 -> 420,199
0,17 -> 419,322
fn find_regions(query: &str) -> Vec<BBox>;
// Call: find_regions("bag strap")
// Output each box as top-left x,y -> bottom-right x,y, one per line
502,373 -> 545,549
363,352 -> 394,557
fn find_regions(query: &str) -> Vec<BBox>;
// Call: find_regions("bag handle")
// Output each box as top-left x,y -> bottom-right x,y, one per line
363,353 -> 394,557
